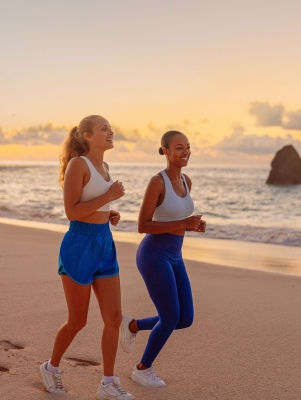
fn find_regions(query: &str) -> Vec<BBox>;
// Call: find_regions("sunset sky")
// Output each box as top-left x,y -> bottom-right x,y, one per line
1,0 -> 301,164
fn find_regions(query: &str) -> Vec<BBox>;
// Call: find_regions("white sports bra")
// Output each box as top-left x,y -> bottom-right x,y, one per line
80,156 -> 113,212
152,170 -> 194,222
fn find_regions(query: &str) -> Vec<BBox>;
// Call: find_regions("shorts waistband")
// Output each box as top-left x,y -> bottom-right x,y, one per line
69,220 -> 110,235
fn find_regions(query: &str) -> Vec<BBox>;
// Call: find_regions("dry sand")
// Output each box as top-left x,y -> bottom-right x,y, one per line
1,222 -> 301,400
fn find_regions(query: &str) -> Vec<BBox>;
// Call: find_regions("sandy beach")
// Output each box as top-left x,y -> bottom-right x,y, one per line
1,222 -> 301,399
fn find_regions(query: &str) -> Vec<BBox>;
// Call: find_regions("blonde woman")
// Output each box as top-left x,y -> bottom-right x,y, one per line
39,115 -> 134,399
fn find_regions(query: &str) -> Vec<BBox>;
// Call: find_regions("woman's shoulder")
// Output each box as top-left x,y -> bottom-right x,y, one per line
150,172 -> 164,184
67,156 -> 89,172
145,172 -> 165,192
141,172 -> 164,200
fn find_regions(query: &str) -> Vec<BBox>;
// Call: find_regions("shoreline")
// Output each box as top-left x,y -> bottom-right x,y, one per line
1,216 -> 300,277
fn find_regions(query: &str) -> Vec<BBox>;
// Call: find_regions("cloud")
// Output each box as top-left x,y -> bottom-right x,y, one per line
0,124 -> 130,145
231,122 -> 245,135
0,120 -> 210,151
249,101 -> 284,127
0,131 -> 8,144
111,126 -> 132,141
213,132 -> 301,155
2,118 -> 300,165
249,101 -> 301,131
282,110 -> 301,130
113,143 -> 132,152
18,125 -> 67,145
0,124 -> 67,145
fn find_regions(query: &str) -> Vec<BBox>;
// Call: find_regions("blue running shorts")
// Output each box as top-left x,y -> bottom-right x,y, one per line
58,220 -> 119,285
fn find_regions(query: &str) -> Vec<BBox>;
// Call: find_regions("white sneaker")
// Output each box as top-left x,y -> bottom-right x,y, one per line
120,315 -> 137,353
39,361 -> 66,394
96,377 -> 135,399
131,365 -> 166,388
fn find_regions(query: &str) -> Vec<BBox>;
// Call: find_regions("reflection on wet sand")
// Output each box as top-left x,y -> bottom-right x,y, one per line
0,217 -> 300,277
182,237 -> 301,276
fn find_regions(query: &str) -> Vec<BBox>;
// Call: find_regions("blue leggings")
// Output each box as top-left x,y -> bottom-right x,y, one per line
136,233 -> 194,368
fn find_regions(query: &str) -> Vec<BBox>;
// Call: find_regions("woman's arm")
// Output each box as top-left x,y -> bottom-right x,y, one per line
138,175 -> 201,234
182,174 -> 206,233
63,158 -> 124,221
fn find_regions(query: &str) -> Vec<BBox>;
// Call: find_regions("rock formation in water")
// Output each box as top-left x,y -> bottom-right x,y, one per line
266,145 -> 301,184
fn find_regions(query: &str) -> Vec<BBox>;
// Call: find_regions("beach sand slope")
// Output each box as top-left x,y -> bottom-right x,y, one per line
1,224 -> 301,399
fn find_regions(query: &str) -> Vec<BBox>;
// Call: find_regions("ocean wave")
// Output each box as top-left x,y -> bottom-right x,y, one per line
0,208 -> 299,246
198,224 -> 301,247
1,163 -> 300,246
111,221 -> 301,247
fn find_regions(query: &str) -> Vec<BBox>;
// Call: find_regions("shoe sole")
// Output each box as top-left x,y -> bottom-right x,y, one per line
131,373 -> 166,388
120,316 -> 132,353
38,367 -> 49,390
96,393 -> 135,400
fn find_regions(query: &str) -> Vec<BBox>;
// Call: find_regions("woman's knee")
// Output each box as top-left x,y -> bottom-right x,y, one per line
176,314 -> 194,330
103,310 -> 122,329
67,317 -> 87,333
160,310 -> 180,331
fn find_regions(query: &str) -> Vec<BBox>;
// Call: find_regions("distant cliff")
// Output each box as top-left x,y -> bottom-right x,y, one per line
266,145 -> 301,184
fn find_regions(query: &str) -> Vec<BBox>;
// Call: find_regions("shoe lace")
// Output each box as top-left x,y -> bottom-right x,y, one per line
131,332 -> 137,343
145,368 -> 159,380
53,373 -> 64,390
113,381 -> 127,395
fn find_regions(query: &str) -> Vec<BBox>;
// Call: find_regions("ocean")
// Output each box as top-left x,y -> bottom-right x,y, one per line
0,161 -> 300,247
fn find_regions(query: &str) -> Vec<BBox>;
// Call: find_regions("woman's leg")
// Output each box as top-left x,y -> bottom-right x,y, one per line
137,251 -> 181,368
134,316 -> 159,331
130,257 -> 194,333
173,257 -> 194,330
92,275 -> 122,376
50,275 -> 92,366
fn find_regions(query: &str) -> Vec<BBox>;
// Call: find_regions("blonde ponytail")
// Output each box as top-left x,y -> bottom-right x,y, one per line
59,115 -> 100,187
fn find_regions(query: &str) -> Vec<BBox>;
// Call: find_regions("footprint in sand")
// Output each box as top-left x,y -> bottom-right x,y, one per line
0,341 -> 24,374
0,340 -> 24,350
65,357 -> 100,367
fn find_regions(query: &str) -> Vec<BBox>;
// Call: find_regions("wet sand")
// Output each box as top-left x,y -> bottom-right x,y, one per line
1,222 -> 301,399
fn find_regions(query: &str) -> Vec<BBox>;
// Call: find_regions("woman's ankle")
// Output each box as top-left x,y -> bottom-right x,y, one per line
129,319 -> 139,333
137,363 -> 148,370
47,360 -> 59,373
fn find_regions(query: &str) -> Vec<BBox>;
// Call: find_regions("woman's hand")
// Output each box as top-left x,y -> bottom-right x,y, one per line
185,215 -> 203,230
109,210 -> 120,226
185,215 -> 206,233
194,219 -> 206,233
108,180 -> 125,201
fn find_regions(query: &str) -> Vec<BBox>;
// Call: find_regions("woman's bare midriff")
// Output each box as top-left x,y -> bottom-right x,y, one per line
76,211 -> 110,224
167,228 -> 186,236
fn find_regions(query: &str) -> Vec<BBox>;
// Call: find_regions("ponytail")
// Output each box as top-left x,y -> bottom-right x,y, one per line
59,115 -> 100,187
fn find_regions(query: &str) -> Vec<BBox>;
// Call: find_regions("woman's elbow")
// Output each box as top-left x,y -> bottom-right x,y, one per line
66,213 -> 75,221
138,225 -> 145,234
65,208 -> 77,221
138,221 -> 148,234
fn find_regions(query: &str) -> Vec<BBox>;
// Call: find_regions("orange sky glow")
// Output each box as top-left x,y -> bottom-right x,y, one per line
1,0 -> 301,164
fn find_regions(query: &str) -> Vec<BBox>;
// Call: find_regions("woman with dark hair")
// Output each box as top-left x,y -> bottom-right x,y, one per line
39,115 -> 134,399
120,130 -> 206,387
